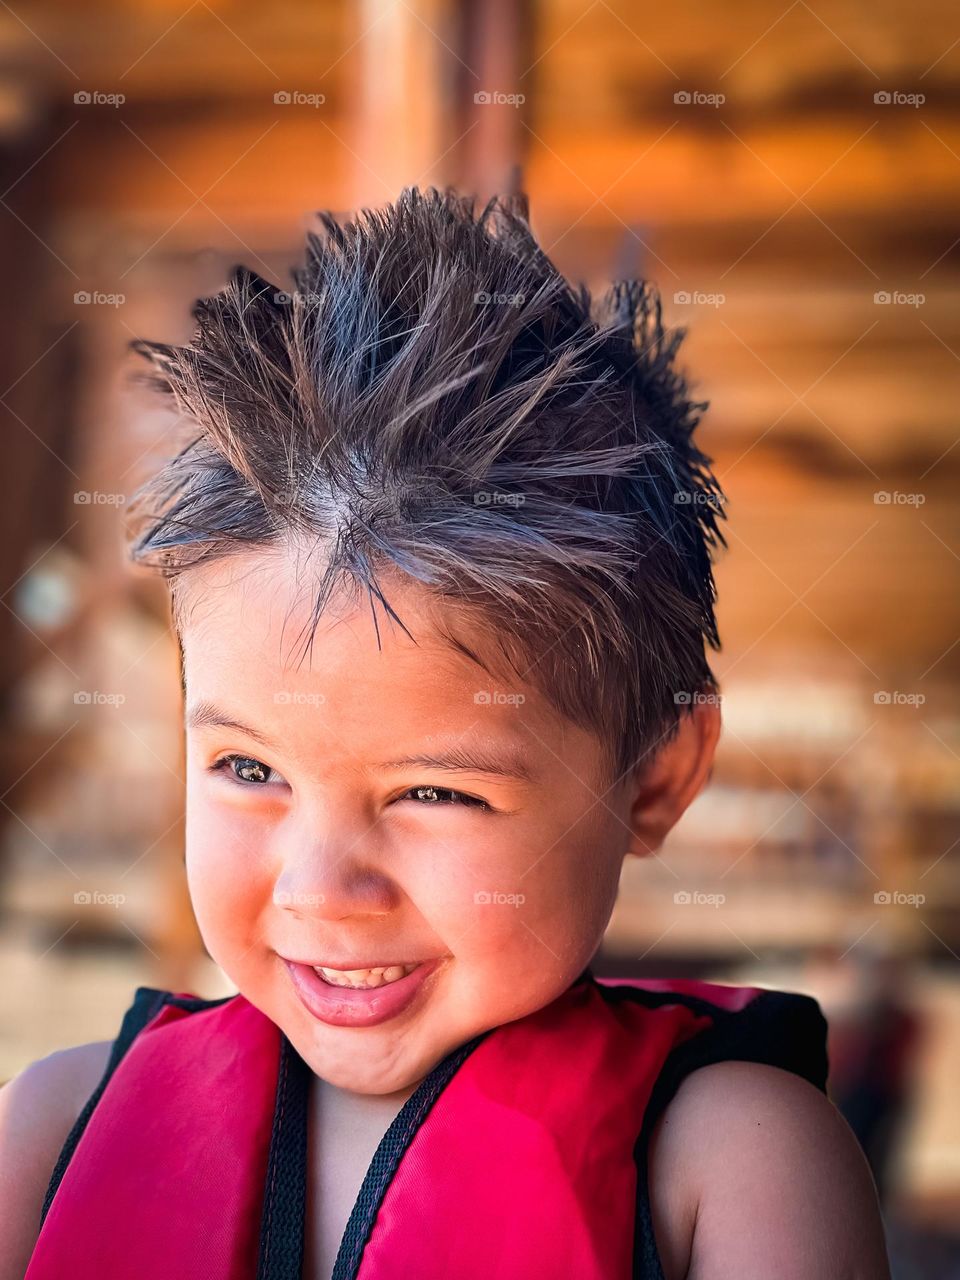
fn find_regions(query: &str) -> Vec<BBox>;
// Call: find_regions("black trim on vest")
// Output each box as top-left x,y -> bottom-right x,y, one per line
591,980 -> 830,1280
38,986 -> 234,1231
256,1034 -> 311,1280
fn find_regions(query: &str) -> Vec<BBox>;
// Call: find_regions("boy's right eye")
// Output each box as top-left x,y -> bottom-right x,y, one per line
208,753 -> 286,786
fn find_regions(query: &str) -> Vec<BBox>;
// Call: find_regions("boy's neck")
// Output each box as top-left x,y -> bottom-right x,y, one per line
315,1073 -> 421,1109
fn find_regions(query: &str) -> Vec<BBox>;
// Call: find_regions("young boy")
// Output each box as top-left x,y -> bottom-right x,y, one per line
0,186 -> 891,1279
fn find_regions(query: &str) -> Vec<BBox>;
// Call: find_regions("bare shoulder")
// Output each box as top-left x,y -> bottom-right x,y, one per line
648,1059 -> 892,1280
0,1040 -> 113,1280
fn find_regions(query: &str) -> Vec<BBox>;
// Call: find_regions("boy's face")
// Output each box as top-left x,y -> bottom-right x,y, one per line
181,548 -> 708,1094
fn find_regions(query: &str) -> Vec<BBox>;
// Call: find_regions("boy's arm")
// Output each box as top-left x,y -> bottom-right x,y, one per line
0,1041 -> 112,1280
649,1059 -> 893,1280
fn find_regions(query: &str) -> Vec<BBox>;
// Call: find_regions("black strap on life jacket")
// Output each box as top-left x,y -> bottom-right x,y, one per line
41,987 -> 163,1227
254,1031 -> 311,1280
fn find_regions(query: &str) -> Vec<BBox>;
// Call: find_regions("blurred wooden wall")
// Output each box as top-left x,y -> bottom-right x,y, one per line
0,0 -> 956,980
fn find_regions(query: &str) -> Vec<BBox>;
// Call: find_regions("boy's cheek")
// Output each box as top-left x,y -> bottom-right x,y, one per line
185,799 -> 271,884
184,820 -> 269,961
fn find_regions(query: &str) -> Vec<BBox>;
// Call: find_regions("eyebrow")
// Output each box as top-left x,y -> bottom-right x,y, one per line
378,744 -> 537,785
186,700 -> 278,749
185,700 -> 538,784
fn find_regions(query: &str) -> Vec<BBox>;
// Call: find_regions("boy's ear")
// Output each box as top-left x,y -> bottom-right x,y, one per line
623,696 -> 721,859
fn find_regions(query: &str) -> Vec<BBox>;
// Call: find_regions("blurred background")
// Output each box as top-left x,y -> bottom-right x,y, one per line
0,1 -> 956,1274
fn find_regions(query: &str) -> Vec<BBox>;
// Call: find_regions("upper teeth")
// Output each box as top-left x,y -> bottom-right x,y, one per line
313,963 -> 420,989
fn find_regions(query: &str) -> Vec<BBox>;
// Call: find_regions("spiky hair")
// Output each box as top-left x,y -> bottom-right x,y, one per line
125,184 -> 727,786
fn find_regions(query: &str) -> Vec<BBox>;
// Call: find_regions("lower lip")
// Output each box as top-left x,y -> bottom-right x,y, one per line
281,957 -> 442,1028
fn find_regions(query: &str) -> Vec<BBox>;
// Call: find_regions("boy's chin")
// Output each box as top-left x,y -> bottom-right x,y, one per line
300,1037 -> 435,1095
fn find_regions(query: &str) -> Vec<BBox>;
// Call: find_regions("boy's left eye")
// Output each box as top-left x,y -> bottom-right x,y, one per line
208,756 -> 489,810
399,785 -> 489,811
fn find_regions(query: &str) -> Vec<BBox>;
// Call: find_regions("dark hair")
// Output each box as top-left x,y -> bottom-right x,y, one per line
125,184 -> 727,787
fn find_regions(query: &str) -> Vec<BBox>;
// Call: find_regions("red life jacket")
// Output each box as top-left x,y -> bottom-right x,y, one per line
26,968 -> 827,1280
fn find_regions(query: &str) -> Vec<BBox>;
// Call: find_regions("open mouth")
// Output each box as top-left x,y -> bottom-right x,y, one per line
280,955 -> 442,1027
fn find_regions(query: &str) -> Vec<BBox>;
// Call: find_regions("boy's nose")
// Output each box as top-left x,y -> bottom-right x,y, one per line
272,852 -> 397,921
